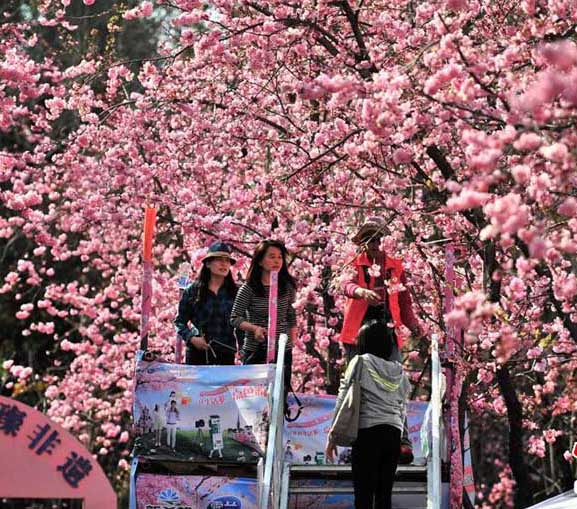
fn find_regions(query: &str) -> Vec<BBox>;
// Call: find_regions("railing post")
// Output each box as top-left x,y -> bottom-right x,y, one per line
259,333 -> 287,509
266,271 -> 279,363
174,262 -> 191,364
428,333 -> 442,509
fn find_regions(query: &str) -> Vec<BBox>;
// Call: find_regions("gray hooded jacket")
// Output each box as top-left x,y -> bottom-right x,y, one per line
334,353 -> 410,433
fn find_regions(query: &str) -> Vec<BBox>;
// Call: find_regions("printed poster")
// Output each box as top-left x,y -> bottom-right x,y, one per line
136,473 -> 257,509
133,360 -> 274,463
282,396 -> 430,508
283,395 -> 429,465
283,394 -> 336,465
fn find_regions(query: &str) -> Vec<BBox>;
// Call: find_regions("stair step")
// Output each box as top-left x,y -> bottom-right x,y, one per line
288,483 -> 427,495
287,463 -> 427,483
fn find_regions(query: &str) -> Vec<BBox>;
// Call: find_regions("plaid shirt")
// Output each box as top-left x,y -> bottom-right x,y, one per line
174,282 -> 237,348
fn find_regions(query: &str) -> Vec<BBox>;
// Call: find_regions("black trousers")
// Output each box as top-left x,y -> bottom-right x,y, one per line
352,424 -> 401,509
242,346 -> 293,409
185,345 -> 235,365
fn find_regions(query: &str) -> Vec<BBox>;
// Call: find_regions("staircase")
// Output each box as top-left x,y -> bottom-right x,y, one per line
259,333 -> 444,509
280,463 -> 428,508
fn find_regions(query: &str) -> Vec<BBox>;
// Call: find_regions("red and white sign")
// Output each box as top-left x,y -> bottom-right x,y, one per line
0,396 -> 116,508
572,442 -> 577,458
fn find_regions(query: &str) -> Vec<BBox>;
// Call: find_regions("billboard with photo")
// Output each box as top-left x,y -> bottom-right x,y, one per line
283,394 -> 429,465
133,360 -> 274,463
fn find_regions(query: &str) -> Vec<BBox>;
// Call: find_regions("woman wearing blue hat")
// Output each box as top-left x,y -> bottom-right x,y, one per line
174,241 -> 239,365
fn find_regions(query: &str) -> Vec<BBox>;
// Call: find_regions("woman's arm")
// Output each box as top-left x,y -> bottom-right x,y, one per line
231,284 -> 267,340
398,271 -> 422,336
240,321 -> 266,340
174,285 -> 198,341
174,284 -> 209,351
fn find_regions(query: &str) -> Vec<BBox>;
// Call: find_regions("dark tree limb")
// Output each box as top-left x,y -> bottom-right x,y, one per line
335,0 -> 378,78
496,366 -> 533,508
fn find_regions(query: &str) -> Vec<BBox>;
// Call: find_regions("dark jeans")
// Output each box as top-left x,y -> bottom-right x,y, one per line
186,344 -> 236,365
242,346 -> 293,410
352,424 -> 401,509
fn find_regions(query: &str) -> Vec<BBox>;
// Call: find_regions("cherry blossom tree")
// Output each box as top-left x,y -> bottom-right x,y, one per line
2,0 -> 577,506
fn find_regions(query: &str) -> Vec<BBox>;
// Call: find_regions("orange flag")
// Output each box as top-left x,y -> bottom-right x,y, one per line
143,206 -> 157,262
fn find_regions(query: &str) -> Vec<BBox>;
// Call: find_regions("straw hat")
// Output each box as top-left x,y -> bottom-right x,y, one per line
351,216 -> 390,245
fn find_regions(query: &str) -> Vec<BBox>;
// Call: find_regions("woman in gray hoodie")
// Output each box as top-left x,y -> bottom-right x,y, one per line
326,320 -> 411,509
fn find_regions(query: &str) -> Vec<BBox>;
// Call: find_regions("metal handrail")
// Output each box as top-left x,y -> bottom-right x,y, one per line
259,333 -> 288,509
427,333 -> 442,509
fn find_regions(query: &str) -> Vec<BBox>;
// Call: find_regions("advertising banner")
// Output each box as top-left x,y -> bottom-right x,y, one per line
283,394 -> 429,465
282,396 -> 430,507
283,394 -> 336,465
133,360 -> 274,463
407,400 -> 430,463
287,480 -> 353,509
135,473 -> 257,509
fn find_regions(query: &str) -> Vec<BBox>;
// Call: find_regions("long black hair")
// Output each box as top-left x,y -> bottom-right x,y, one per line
245,239 -> 296,296
194,263 -> 237,305
357,320 -> 396,361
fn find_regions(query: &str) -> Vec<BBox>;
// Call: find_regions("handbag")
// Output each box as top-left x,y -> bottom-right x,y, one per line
328,356 -> 362,447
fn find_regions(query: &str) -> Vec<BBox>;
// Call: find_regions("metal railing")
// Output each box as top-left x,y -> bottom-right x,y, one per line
427,333 -> 442,509
259,333 -> 287,509
259,333 -> 443,508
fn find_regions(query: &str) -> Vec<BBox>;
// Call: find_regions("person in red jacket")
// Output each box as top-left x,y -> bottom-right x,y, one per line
340,216 -> 422,360
340,216 -> 423,463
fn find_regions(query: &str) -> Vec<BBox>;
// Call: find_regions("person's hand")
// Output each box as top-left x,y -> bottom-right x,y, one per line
253,325 -> 267,341
190,336 -> 209,351
325,439 -> 337,463
360,288 -> 381,305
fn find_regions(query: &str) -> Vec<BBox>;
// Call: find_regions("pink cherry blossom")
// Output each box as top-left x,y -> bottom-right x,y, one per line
2,2 -> 577,504
558,197 -> 577,217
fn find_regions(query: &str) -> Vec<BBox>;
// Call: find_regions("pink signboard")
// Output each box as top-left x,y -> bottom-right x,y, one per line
0,395 -> 116,508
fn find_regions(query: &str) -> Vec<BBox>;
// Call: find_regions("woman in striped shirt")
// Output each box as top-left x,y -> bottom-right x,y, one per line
230,239 -> 297,390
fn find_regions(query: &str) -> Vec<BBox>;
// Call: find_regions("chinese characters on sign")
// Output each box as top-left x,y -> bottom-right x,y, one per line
29,423 -> 62,455
0,401 -> 92,487
58,452 -> 93,488
0,403 -> 27,436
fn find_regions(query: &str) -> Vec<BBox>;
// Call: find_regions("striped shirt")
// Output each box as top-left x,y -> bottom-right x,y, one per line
230,282 -> 297,352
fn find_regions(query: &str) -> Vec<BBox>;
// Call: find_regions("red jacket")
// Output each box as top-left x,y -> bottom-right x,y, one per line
339,252 -> 418,347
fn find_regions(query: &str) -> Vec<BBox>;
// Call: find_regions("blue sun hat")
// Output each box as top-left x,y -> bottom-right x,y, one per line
201,241 -> 237,265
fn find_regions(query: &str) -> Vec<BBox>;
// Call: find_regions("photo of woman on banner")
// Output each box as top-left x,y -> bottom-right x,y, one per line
174,241 -> 239,365
230,239 -> 297,413
165,399 -> 180,450
326,320 -> 410,509
152,404 -> 164,447
338,216 -> 423,464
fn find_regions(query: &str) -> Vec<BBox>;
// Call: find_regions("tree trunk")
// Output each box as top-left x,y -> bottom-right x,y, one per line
496,366 -> 533,508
